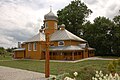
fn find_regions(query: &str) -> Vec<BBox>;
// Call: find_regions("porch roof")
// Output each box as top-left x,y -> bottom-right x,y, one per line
49,46 -> 84,51
88,47 -> 95,50
13,48 -> 25,51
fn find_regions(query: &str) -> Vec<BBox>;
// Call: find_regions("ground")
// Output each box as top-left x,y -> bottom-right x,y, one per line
0,55 -> 120,80
0,66 -> 47,80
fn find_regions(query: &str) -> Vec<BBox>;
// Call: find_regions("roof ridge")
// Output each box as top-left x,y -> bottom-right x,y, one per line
65,29 -> 86,42
65,30 -> 73,39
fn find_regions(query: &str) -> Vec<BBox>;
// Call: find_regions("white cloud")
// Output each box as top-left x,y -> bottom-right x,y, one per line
0,0 -> 120,48
0,1 -> 41,48
83,0 -> 120,22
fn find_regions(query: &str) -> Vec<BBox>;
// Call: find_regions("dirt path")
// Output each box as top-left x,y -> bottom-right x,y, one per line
0,66 -> 48,80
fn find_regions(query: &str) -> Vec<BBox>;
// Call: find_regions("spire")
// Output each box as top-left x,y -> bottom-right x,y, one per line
50,5 -> 52,12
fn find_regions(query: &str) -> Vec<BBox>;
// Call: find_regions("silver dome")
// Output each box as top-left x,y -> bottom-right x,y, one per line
44,10 -> 57,21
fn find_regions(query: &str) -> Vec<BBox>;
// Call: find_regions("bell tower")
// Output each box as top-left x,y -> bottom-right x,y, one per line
44,7 -> 58,35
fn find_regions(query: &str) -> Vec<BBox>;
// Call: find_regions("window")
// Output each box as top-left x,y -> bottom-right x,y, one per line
78,52 -> 81,55
54,22 -> 57,29
50,43 -> 54,47
58,41 -> 64,46
74,52 -> 77,56
45,22 -> 48,29
28,43 -> 32,51
33,42 -> 37,51
60,52 -> 63,55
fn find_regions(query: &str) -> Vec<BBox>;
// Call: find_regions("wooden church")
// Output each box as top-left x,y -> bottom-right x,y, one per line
14,9 -> 95,60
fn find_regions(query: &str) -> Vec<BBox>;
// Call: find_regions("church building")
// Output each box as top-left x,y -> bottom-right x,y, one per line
14,9 -> 95,60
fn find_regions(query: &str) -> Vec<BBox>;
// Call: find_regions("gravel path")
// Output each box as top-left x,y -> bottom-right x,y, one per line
0,66 -> 48,80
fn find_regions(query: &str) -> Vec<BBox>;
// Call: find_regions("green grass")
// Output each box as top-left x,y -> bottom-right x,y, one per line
97,56 -> 120,59
0,59 -> 119,80
0,55 -> 12,60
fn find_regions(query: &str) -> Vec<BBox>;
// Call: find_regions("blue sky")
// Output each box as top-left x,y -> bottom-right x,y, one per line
0,0 -> 120,48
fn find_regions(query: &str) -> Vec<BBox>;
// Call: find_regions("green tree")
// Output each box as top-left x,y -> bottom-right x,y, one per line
83,17 -> 115,55
112,15 -> 120,56
57,0 -> 92,36
6,47 -> 17,53
0,47 -> 6,56
113,15 -> 120,26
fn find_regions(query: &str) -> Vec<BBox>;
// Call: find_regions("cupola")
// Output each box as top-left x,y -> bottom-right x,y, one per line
44,10 -> 57,21
44,8 -> 58,35
59,24 -> 65,30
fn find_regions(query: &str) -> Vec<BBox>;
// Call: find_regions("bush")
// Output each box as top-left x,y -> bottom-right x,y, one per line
108,61 -> 116,73
92,71 -> 120,80
107,59 -> 120,73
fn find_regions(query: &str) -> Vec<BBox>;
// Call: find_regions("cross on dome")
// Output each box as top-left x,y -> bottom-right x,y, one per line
50,5 -> 52,12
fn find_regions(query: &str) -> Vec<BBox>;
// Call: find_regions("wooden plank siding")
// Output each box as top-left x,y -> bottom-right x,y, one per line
15,40 -> 94,60
14,51 -> 25,59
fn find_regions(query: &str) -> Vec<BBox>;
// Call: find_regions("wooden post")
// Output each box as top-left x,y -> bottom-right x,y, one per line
45,33 -> 50,78
72,51 -> 74,60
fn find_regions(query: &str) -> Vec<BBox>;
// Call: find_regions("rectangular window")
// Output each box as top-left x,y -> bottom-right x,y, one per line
28,43 -> 31,51
58,41 -> 64,46
33,42 -> 37,51
45,22 -> 48,29
54,22 -> 57,29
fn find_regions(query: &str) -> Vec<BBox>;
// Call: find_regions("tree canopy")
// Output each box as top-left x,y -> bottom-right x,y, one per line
112,15 -> 120,56
57,0 -> 120,56
83,17 -> 115,55
83,16 -> 120,56
57,0 -> 92,36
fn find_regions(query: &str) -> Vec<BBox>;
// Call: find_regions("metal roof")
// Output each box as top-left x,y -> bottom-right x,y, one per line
13,48 -> 25,51
25,32 -> 45,42
88,47 -> 95,50
25,29 -> 86,42
79,43 -> 89,49
50,29 -> 86,42
44,10 -> 57,21
49,46 -> 84,51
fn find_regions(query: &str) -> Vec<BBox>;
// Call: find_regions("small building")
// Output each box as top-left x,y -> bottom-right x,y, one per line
14,9 -> 95,60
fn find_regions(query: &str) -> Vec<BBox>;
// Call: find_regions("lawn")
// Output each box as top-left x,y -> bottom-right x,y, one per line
0,59 -> 119,80
0,55 -> 12,60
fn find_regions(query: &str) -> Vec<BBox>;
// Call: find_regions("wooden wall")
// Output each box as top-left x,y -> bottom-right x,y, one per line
24,41 -> 46,59
50,40 -> 84,46
17,39 -> 94,60
14,51 -> 25,59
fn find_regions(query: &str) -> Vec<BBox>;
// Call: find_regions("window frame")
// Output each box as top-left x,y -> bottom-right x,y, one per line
33,42 -> 37,51
54,22 -> 57,29
45,22 -> 48,29
28,43 -> 31,51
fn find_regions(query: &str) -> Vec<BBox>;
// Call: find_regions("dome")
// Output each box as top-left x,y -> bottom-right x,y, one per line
44,10 -> 57,21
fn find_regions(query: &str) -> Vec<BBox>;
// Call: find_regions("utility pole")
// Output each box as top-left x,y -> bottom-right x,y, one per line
45,32 -> 50,78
